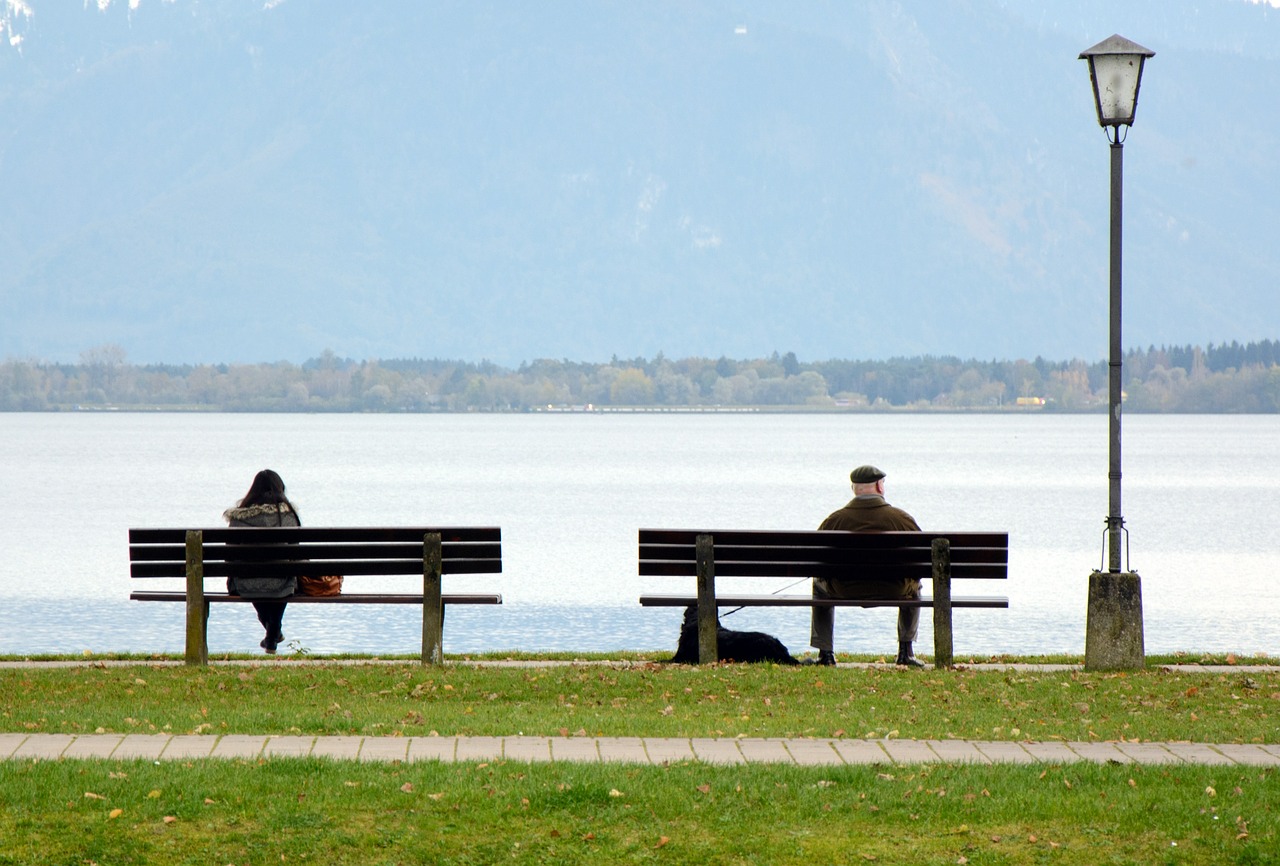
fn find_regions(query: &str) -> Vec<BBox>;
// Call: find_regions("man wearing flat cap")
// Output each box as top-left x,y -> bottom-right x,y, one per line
810,465 -> 924,667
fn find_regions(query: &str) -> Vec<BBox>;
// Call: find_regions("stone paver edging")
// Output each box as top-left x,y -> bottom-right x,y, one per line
4,732 -> 1278,767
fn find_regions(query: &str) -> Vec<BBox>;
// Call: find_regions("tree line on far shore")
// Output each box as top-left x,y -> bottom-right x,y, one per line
3,340 -> 1280,413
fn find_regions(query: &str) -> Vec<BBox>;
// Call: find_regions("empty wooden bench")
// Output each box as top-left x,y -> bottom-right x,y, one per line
130,527 -> 502,665
638,529 -> 1008,668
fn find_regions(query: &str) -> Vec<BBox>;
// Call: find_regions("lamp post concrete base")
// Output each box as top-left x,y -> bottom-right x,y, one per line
1085,571 -> 1145,670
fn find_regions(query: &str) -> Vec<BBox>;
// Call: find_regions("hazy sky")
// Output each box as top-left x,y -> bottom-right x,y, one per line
4,0 -> 1280,366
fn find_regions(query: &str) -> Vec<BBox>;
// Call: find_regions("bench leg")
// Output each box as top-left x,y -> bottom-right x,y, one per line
931,538 -> 953,669
695,534 -> 718,664
422,532 -> 444,666
184,530 -> 208,666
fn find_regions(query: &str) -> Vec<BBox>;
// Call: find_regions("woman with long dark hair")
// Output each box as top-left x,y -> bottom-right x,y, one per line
224,469 -> 299,654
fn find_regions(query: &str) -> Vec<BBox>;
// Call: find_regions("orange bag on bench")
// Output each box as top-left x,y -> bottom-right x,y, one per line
299,575 -> 343,597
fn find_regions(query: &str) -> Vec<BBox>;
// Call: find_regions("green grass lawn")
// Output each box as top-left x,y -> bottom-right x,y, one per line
3,657 -> 1279,864
3,658 -> 1278,743
3,750 -> 1277,864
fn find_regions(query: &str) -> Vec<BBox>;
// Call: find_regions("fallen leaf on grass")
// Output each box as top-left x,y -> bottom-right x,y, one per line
108,809 -> 123,820
400,783 -> 414,793
696,784 -> 711,794
654,836 -> 670,849
609,789 -> 624,798
163,816 -> 177,824
84,792 -> 105,800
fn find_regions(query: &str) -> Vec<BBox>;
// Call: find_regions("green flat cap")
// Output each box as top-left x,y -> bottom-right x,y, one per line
850,465 -> 886,484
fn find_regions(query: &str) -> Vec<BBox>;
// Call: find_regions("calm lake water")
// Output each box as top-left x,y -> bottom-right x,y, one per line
1,412 -> 1276,658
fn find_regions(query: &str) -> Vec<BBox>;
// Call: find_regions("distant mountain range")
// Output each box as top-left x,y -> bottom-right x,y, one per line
3,0 -> 1280,367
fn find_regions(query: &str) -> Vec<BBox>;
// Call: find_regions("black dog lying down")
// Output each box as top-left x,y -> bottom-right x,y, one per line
671,605 -> 798,665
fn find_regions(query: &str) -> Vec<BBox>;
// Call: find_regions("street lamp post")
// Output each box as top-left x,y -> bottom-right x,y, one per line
1079,35 -> 1154,671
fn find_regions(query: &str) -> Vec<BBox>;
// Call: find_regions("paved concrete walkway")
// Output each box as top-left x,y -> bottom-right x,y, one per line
4,732 -> 1278,767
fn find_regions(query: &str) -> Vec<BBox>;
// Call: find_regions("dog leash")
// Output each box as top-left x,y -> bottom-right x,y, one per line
719,576 -> 810,619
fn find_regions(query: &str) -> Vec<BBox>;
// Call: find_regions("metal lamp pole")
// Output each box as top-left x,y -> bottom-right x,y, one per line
1106,128 -> 1124,573
1079,35 -> 1154,670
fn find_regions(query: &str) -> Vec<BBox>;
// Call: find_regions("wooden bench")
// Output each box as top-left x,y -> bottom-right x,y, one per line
130,527 -> 502,666
638,529 -> 1008,668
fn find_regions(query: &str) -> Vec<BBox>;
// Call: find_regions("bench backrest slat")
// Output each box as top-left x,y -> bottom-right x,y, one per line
129,527 -> 502,579
638,528 -> 1008,580
639,561 -> 1007,580
131,559 -> 504,579
639,544 -> 1008,566
129,542 -> 502,562
640,529 -> 1006,548
130,527 -> 499,544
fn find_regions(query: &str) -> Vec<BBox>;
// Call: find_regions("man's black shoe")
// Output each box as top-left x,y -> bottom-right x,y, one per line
895,641 -> 924,668
802,650 -> 837,666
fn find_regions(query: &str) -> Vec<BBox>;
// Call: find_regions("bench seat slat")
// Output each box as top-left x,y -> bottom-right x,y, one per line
131,591 -> 503,605
638,593 -> 1009,609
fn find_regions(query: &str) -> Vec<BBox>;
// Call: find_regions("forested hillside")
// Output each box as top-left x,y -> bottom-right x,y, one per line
4,343 -> 1278,413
